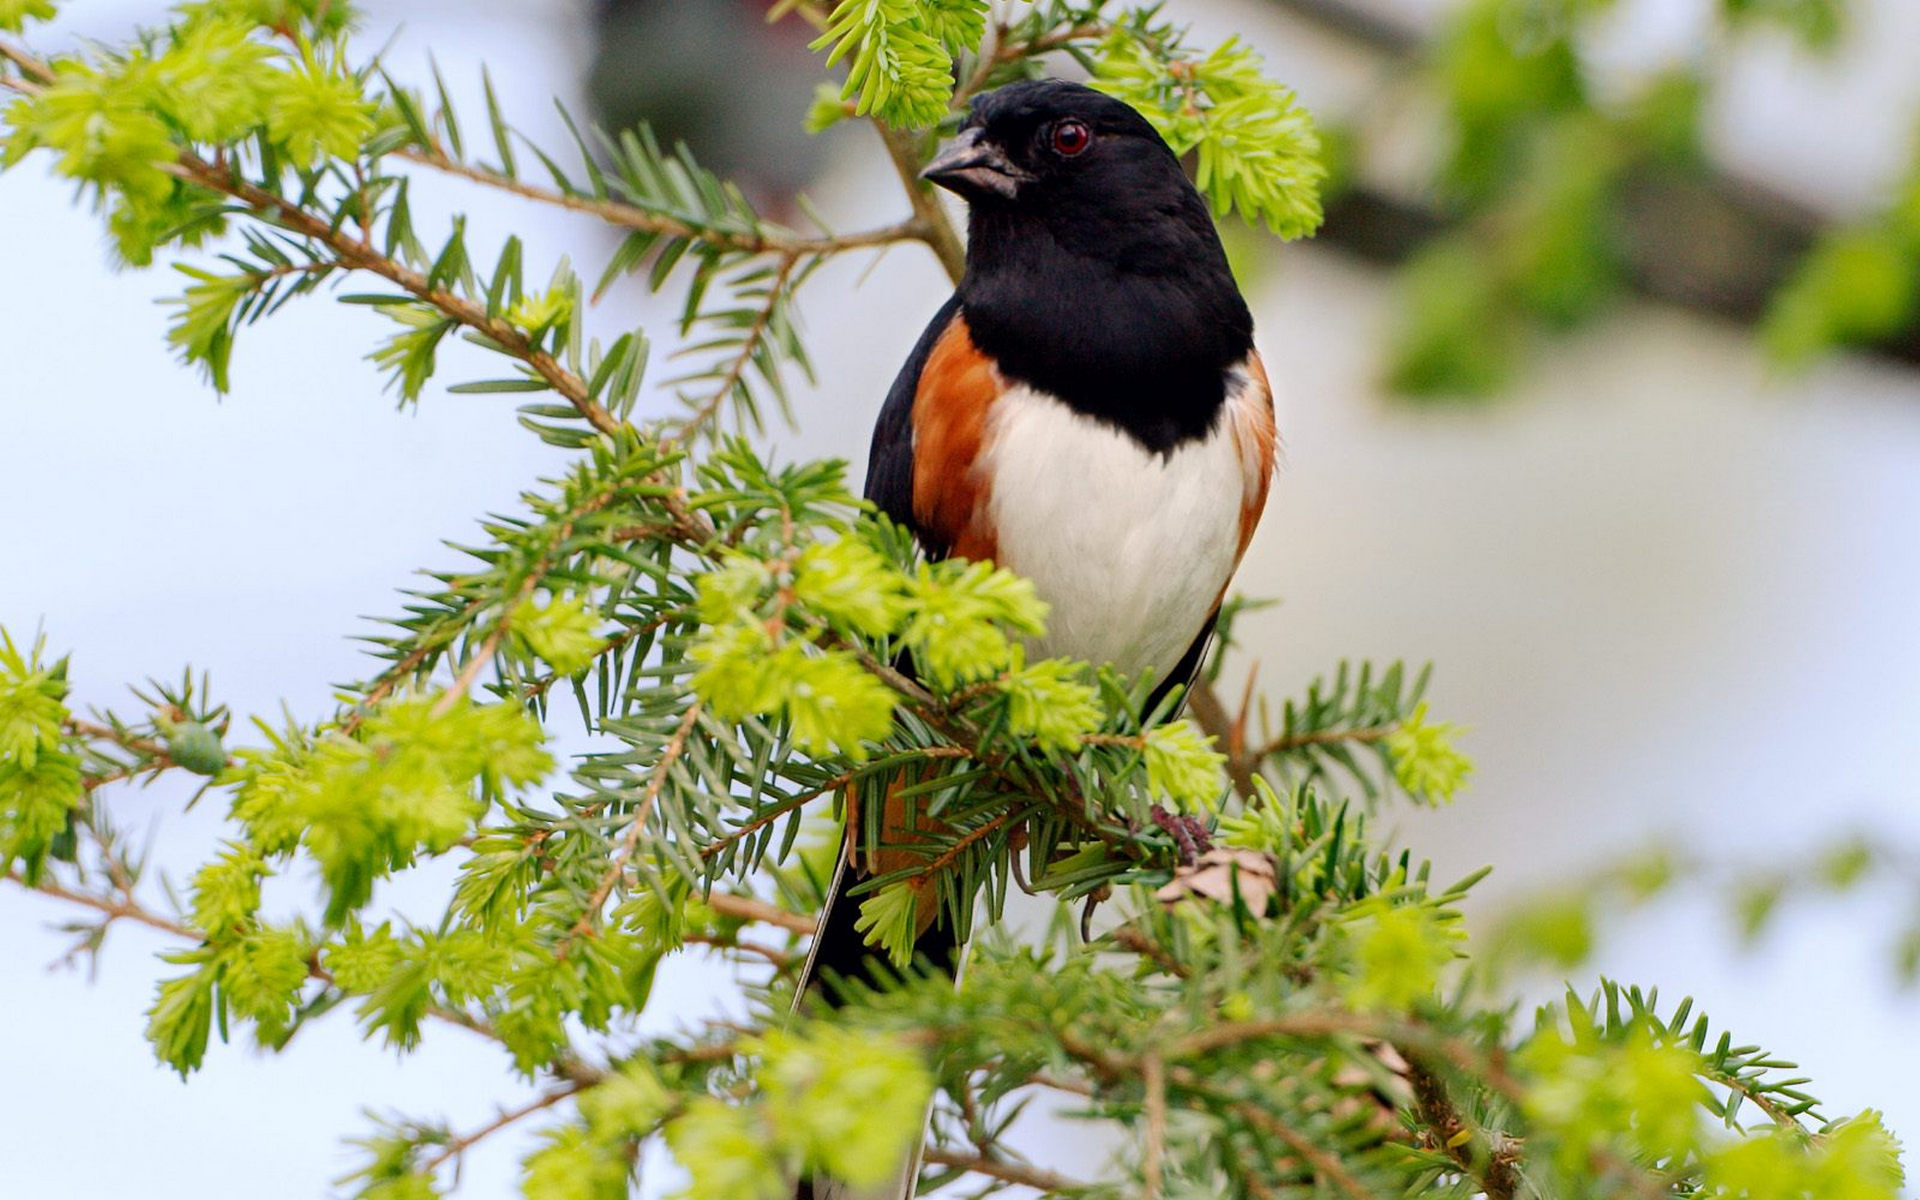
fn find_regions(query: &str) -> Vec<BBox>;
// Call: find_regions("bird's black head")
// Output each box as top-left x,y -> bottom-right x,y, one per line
923,79 -> 1253,452
923,79 -> 1174,202
924,79 -> 1221,270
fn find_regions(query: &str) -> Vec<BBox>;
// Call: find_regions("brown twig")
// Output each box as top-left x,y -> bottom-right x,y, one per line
1187,677 -> 1260,802
431,622 -> 509,717
567,702 -> 704,945
668,251 -> 803,445
167,149 -> 621,434
1165,1015 -> 1526,1108
914,807 -> 1018,883
422,1083 -> 586,1173
1143,1050 -> 1168,1200
5,870 -> 198,940
1111,924 -> 1190,978
0,38 -> 54,84
4,869 -> 563,1064
952,20 -> 1108,108
920,1146 -> 1090,1194
1255,724 -> 1396,759
696,747 -> 969,864
1404,1053 -> 1521,1200
1227,1092 -> 1383,1200
394,146 -> 927,260
874,122 -> 966,285
703,891 -> 815,937
685,934 -> 793,968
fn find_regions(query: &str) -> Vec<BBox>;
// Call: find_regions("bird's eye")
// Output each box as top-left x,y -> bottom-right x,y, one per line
1050,119 -> 1092,157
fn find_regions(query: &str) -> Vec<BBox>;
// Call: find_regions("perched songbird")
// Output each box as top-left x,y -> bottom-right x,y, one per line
793,78 -> 1278,1200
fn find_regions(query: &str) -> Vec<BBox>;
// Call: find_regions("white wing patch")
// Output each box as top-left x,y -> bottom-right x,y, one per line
980,366 -> 1269,687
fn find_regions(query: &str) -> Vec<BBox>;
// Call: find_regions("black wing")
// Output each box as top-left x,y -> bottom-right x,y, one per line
864,292 -> 963,545
1148,610 -> 1218,717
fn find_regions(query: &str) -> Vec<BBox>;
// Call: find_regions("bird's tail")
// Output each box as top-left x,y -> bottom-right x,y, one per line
789,781 -> 961,1200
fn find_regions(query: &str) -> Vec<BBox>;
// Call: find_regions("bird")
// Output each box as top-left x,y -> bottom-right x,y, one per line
792,77 -> 1278,1200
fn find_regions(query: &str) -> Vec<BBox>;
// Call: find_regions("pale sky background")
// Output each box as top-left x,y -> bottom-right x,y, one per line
2,1 -> 1918,1197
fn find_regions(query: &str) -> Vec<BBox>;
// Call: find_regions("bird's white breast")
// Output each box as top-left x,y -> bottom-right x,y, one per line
979,382 -> 1259,686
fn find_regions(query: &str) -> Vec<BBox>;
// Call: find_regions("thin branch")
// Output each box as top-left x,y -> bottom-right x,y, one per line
0,37 -> 54,85
432,622 -> 509,716
668,251 -> 803,445
422,1083 -> 585,1173
920,1146 -> 1090,1194
167,149 -> 623,436
522,608 -> 678,701
703,891 -> 815,937
394,146 -> 928,259
5,870 -> 198,940
1404,1053 -> 1521,1200
4,869 -> 566,1065
685,933 -> 793,968
67,718 -> 170,762
1111,924 -> 1190,978
1187,677 -> 1260,803
568,702 -> 704,945
1228,1094 -> 1383,1200
875,122 -> 966,285
952,20 -> 1107,108
914,807 -> 1018,883
1143,1050 -> 1167,1200
1166,1015 -> 1526,1104
1254,723 -> 1396,760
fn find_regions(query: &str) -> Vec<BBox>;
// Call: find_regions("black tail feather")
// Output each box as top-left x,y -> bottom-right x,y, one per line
790,847 -> 960,1200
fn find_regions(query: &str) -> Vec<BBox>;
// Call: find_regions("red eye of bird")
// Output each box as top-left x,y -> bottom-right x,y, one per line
1051,118 -> 1091,157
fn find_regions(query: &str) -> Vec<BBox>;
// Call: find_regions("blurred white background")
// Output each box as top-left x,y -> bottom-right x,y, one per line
2,1 -> 1916,1196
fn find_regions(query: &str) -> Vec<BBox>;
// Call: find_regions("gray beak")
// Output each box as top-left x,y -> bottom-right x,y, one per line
921,127 -> 1032,200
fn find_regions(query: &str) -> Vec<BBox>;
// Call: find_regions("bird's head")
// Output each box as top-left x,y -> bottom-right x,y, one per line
922,79 -> 1183,210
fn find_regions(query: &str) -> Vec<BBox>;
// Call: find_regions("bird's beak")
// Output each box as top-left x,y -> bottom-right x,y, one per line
921,127 -> 1032,200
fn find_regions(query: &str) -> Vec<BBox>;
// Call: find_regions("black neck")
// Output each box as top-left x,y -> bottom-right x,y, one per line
958,198 -> 1252,454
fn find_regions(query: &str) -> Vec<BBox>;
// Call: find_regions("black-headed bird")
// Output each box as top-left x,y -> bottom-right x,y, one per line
794,78 -> 1277,1200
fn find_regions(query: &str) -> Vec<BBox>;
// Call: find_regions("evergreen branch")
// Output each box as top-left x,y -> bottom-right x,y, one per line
697,746 -> 971,863
1187,676 -> 1260,802
703,892 -> 815,936
697,769 -> 856,863
1142,1049 -> 1168,1200
1166,1015 -> 1522,1101
875,122 -> 966,285
1705,1059 -> 1808,1131
520,608 -> 679,701
920,1146 -> 1091,1193
913,807 -> 1019,884
164,151 -> 625,437
686,933 -> 793,968
1405,1053 -> 1521,1200
7,870 -> 585,1079
569,701 -> 703,944
351,594 -> 491,726
433,623 -> 510,716
421,1082 -> 586,1173
953,19 -> 1107,107
357,474 -> 632,729
66,717 -> 189,790
5,869 -> 198,940
1212,1084 -> 1383,1200
393,146 -> 928,258
0,37 -> 53,86
667,251 -> 804,445
1255,723 -> 1396,758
